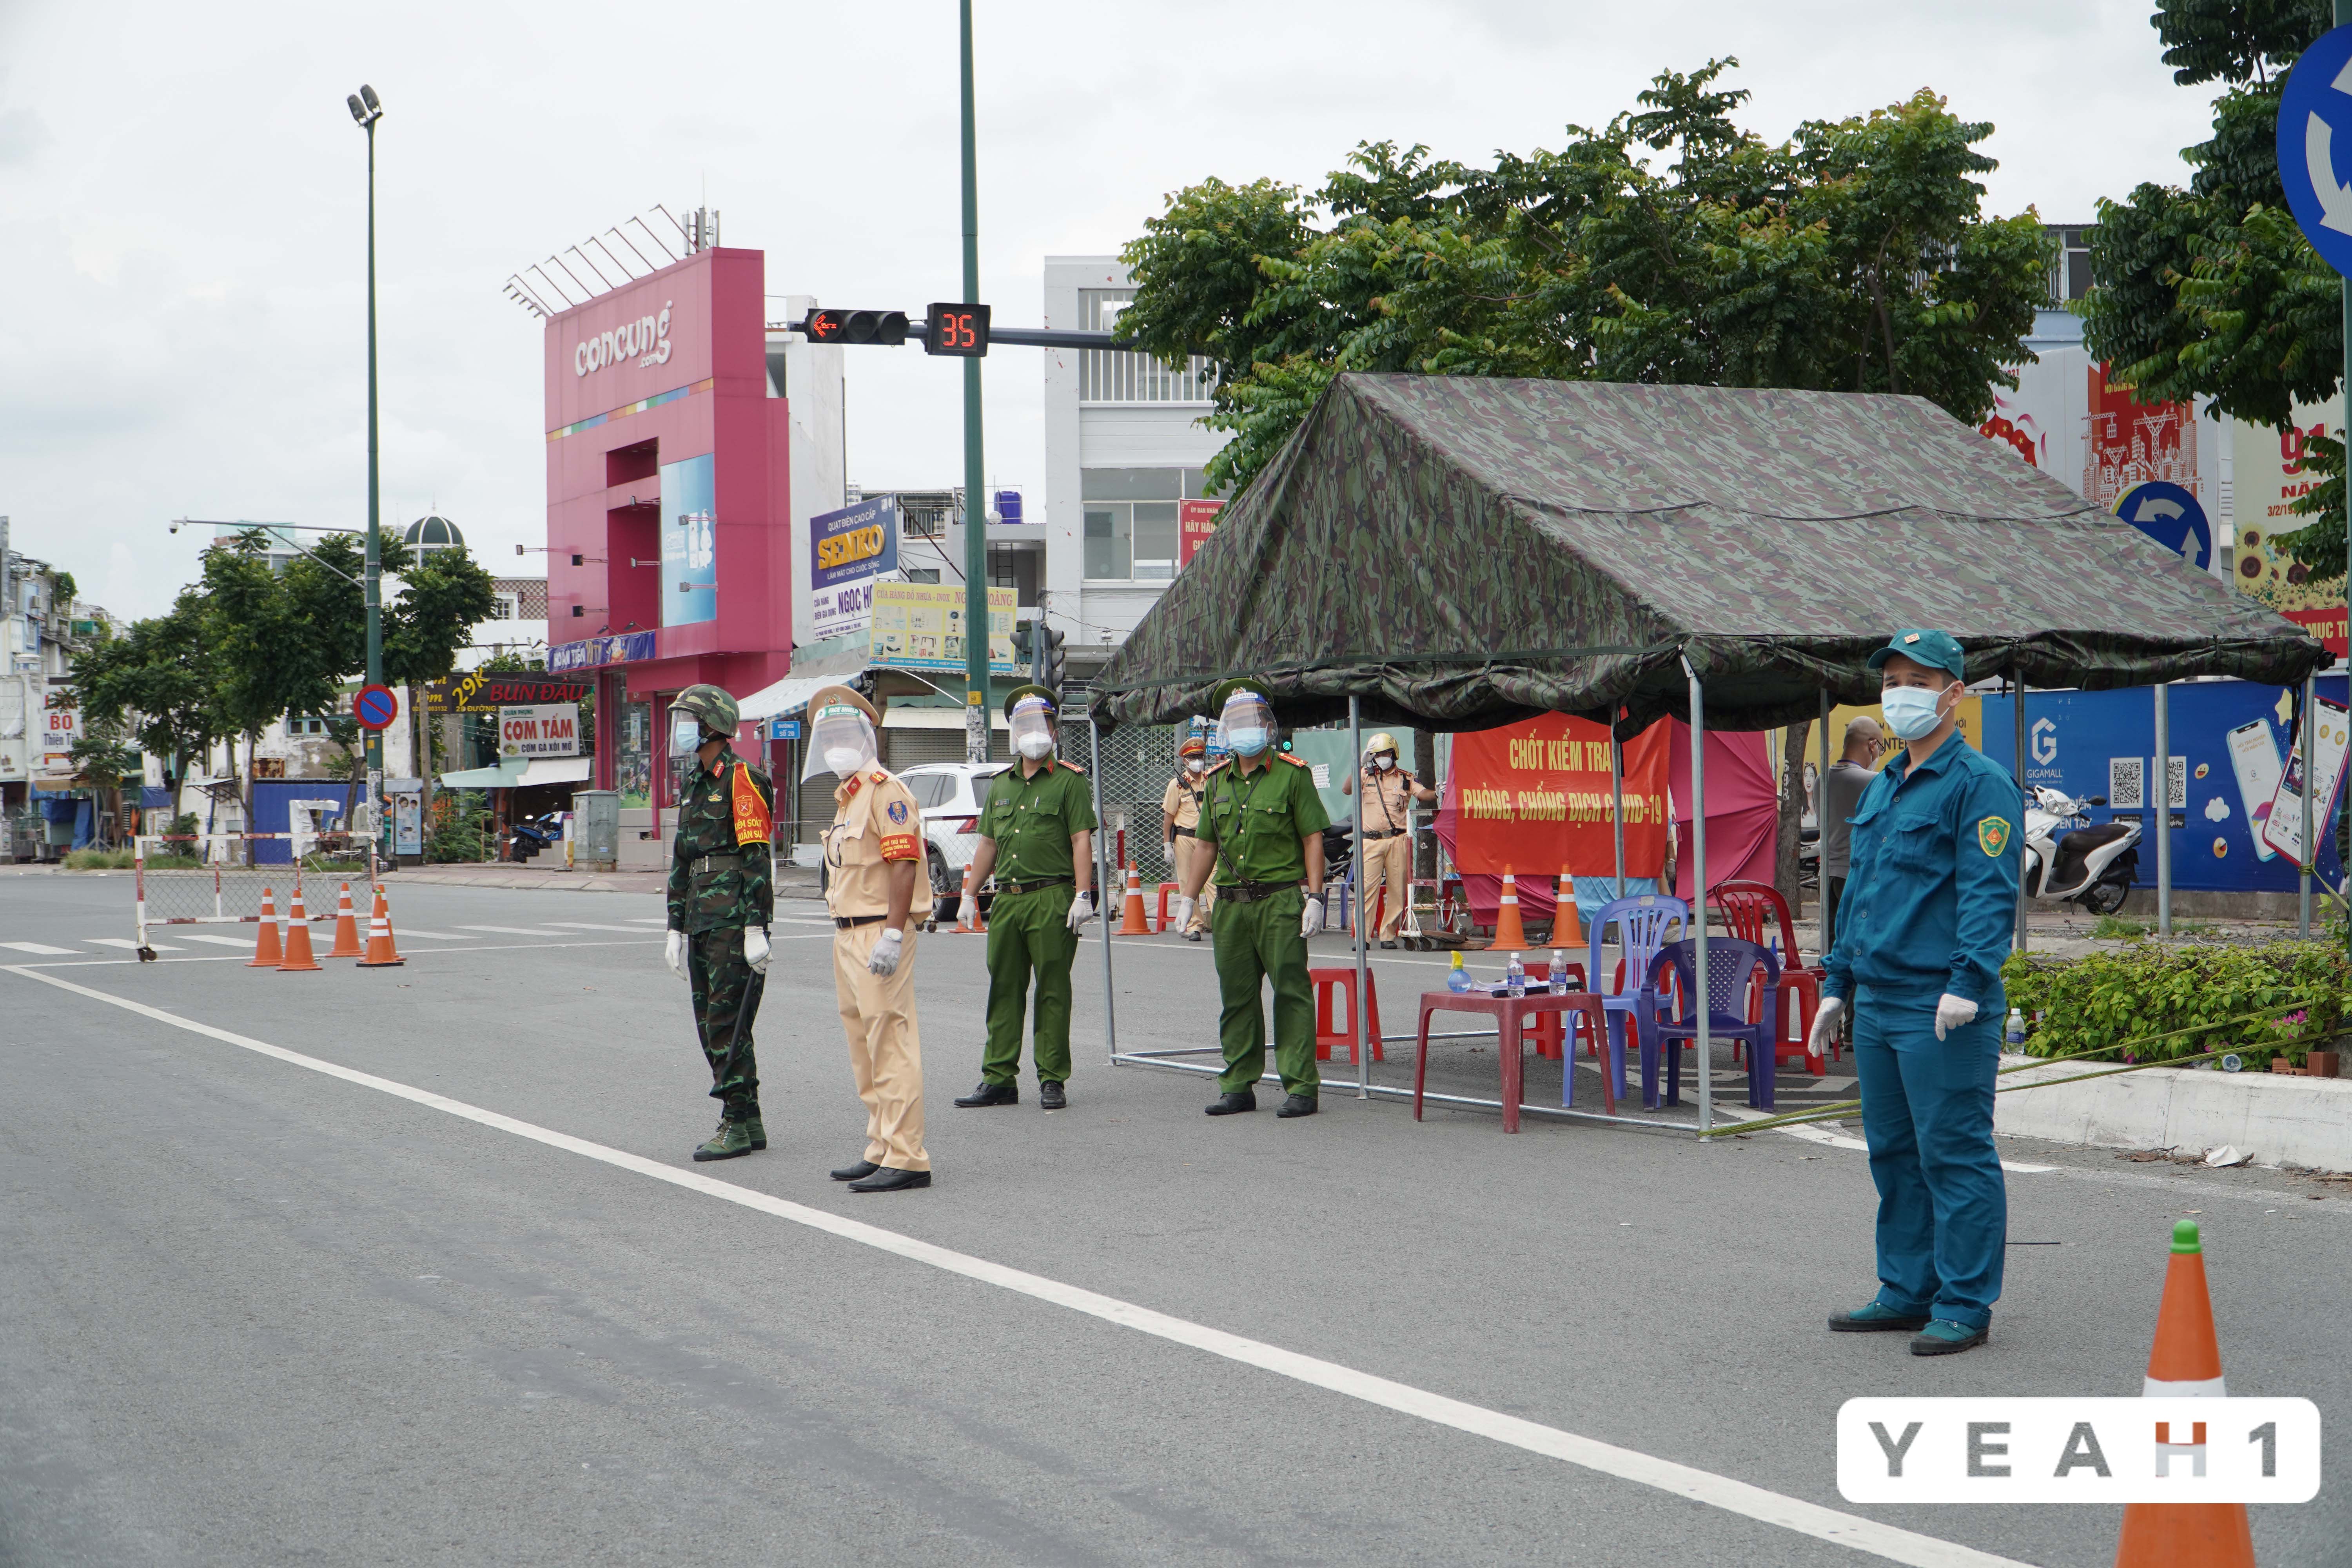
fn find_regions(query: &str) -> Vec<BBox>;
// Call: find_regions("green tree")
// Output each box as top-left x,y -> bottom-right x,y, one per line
67,714 -> 142,847
69,593 -> 225,799
2081,0 -> 2346,575
1120,60 -> 2052,499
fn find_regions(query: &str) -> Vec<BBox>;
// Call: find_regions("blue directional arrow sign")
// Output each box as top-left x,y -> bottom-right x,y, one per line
2279,24 -> 2352,276
2112,480 -> 2213,572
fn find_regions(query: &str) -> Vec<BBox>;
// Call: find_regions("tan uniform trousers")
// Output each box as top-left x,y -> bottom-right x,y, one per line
1178,839 -> 1219,933
1360,832 -> 1412,939
834,922 -> 929,1171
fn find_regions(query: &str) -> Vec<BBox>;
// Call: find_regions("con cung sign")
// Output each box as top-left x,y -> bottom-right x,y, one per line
574,303 -> 672,377
498,704 -> 581,759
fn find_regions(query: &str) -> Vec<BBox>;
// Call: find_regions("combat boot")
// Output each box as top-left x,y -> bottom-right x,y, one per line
743,1116 -> 766,1151
693,1117 -> 757,1162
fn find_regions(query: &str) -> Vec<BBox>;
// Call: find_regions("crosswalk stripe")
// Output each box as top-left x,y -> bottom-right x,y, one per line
388,929 -> 466,940
456,924 -> 570,937
545,922 -> 660,933
0,942 -> 78,955
178,935 -> 257,948
89,938 -> 176,951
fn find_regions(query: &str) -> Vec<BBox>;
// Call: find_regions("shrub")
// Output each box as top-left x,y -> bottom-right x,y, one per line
2001,941 -> 2348,1069
63,848 -> 137,870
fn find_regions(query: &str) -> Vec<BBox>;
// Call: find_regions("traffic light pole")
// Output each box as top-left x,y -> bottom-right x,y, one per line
959,0 -> 989,764
362,109 -> 386,865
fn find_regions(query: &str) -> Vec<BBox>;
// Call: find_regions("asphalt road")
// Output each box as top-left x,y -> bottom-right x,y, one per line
1,870 -> 2345,1566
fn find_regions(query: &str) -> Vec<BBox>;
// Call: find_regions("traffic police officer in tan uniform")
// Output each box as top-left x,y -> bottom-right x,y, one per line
809,686 -> 933,1192
1339,731 -> 1436,949
1160,733 -> 1215,940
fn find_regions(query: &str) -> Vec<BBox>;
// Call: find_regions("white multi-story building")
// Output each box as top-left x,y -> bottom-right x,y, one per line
1041,256 -> 1230,683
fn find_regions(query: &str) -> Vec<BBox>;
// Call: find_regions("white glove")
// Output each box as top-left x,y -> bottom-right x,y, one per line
867,927 -> 904,977
743,926 -> 772,974
1299,894 -> 1325,938
1170,895 -> 1196,931
1807,996 -> 1844,1058
1934,993 -> 1979,1041
665,929 -> 688,981
1163,840 -> 1176,863
1065,891 -> 1097,931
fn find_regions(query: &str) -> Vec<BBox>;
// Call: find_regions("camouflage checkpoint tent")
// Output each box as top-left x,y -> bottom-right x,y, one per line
1092,373 -> 2323,735
1083,373 -> 2328,1132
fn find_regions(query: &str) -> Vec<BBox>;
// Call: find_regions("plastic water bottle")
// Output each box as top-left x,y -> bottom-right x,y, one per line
1505,953 -> 1526,998
1549,949 -> 1567,993
1446,951 -> 1472,993
2005,1007 -> 2026,1047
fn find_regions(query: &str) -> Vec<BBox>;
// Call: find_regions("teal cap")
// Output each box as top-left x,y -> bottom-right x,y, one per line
1866,629 -> 1967,682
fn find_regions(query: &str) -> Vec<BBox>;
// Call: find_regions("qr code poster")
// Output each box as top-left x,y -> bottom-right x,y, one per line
2165,753 -> 2188,809
2108,755 -> 2145,810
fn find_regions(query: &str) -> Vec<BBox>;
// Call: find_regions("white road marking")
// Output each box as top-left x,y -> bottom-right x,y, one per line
624,917 -> 668,925
4,964 -> 2033,1568
545,922 -> 659,933
0,942 -> 78,955
1708,1107 -> 2055,1173
383,929 -> 468,940
89,937 -> 175,951
456,924 -> 571,937
177,935 -> 258,948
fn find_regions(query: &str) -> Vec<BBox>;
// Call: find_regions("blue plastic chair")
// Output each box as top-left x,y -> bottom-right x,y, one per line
1577,894 -> 1690,1105
1644,938 -> 1782,1110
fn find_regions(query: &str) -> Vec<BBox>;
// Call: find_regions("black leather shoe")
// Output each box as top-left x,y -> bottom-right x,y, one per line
847,1166 -> 932,1193
953,1080 -> 1019,1108
1829,1303 -> 1931,1332
1276,1093 -> 1319,1118
1379,940 -> 1397,950
1039,1080 -> 1067,1110
829,1159 -> 880,1182
1205,1090 -> 1256,1116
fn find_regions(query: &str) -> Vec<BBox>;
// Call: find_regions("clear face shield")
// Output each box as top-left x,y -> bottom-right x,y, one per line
805,701 -> 878,782
670,712 -> 706,757
1215,693 -> 1276,759
1009,698 -> 1057,761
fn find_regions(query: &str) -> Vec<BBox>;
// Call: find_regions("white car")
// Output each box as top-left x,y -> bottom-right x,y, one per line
897,761 -> 1010,913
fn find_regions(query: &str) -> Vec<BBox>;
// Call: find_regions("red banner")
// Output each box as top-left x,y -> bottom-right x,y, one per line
1179,499 -> 1223,567
1441,714 -> 1670,877
2284,604 -> 2349,658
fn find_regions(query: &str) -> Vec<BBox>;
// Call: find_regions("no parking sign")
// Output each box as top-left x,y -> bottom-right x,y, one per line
353,684 -> 399,731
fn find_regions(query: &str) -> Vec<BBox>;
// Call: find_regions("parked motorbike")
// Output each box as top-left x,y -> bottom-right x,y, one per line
505,809 -> 563,864
2022,786 -> 2139,916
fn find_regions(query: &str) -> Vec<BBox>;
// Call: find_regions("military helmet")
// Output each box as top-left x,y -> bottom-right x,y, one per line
1366,731 -> 1399,757
669,683 -> 739,737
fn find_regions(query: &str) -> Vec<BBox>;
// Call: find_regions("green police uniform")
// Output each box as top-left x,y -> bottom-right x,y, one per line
1195,751 -> 1330,1096
666,744 -> 775,1119
976,754 -> 1098,1087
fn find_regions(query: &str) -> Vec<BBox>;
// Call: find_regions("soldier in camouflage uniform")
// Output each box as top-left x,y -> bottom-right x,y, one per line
662,683 -> 776,1163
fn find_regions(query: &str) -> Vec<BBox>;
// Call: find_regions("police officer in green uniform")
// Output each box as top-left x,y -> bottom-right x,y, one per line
951,686 -> 1099,1112
1171,678 -> 1331,1118
661,684 -> 777,1162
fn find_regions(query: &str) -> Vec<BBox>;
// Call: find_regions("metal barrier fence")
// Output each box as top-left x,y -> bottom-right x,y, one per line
134,833 -> 374,948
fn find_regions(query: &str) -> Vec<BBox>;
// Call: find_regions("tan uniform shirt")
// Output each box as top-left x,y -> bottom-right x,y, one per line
1361,768 -> 1416,837
824,766 -> 934,921
1162,773 -> 1207,832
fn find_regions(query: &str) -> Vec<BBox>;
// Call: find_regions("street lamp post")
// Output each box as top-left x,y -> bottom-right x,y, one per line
347,84 -> 386,863
959,0 -> 989,763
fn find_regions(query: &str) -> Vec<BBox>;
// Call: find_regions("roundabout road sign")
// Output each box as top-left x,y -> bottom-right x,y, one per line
2114,480 -> 2213,573
2278,24 -> 2352,276
353,683 -> 399,731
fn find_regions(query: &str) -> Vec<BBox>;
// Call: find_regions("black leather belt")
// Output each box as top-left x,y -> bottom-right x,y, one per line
1172,826 -> 1197,838
1220,879 -> 1297,904
834,914 -> 886,929
1362,829 -> 1402,841
998,876 -> 1072,895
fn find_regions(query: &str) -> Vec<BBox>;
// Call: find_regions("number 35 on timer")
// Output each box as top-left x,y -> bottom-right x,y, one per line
924,304 -> 991,357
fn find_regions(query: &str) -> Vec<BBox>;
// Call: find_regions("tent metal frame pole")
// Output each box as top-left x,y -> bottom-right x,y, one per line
2301,674 -> 2316,938
1090,713 -> 1118,1063
1817,686 -> 1831,960
1349,695 -> 1370,1100
1681,654 -> 1711,1138
2154,681 -> 2171,937
2013,669 -> 2029,955
1610,719 -> 1626,901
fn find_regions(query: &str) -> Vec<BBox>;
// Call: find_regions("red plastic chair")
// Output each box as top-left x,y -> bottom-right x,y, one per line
1706,880 -> 1825,1074
1307,967 -> 1383,1063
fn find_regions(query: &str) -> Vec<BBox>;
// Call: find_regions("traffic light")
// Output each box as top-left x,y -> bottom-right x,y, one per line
1011,622 -> 1033,666
924,303 -> 991,357
800,309 -> 909,346
1037,624 -> 1065,696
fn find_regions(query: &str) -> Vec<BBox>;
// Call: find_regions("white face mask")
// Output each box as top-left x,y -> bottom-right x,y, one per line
1880,684 -> 1951,743
1374,755 -> 1396,771
1014,733 -> 1054,760
1185,759 -> 1205,775
824,746 -> 867,778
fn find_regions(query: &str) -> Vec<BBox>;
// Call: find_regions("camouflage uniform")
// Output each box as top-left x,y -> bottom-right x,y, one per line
667,744 -> 776,1118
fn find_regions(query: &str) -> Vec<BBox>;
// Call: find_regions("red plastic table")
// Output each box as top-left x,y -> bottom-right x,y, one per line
1414,990 -> 1610,1132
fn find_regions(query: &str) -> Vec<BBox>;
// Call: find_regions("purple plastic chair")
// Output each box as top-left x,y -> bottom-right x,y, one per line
1644,938 -> 1782,1110
1578,894 -> 1690,1105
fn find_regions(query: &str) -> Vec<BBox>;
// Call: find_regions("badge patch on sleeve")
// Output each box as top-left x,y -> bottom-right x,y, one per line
887,800 -> 909,825
1978,816 -> 2013,857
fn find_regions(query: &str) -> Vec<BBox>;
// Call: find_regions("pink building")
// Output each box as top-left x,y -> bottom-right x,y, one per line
542,247 -> 793,809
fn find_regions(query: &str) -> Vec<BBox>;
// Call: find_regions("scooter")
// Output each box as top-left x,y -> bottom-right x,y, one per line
2022,786 -> 2140,916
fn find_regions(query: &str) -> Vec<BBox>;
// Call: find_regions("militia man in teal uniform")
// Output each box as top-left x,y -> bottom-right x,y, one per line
1171,678 -> 1331,1118
953,685 -> 1099,1112
661,683 -> 775,1163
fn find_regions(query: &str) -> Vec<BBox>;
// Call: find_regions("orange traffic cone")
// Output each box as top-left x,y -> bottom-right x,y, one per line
247,888 -> 283,967
954,862 -> 986,933
277,889 -> 323,971
1492,870 -> 1528,950
1116,863 -> 1154,935
2113,1219 -> 2254,1568
1554,867 -> 1583,947
326,881 -> 365,958
357,887 -> 406,968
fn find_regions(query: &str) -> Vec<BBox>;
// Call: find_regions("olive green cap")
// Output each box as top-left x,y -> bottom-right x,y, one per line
1002,683 -> 1059,722
1207,676 -> 1273,713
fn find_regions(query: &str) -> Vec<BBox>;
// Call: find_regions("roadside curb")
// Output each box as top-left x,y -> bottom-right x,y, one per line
1994,1051 -> 2352,1174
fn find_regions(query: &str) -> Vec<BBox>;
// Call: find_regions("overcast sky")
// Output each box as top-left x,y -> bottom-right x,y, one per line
0,0 -> 2222,622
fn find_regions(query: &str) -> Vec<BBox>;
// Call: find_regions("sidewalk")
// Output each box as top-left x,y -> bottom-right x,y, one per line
377,860 -> 825,900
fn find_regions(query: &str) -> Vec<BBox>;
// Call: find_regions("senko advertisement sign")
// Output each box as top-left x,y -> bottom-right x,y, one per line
810,496 -> 899,641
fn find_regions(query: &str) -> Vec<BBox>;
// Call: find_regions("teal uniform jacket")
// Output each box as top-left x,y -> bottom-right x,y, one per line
1819,733 -> 2022,1334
